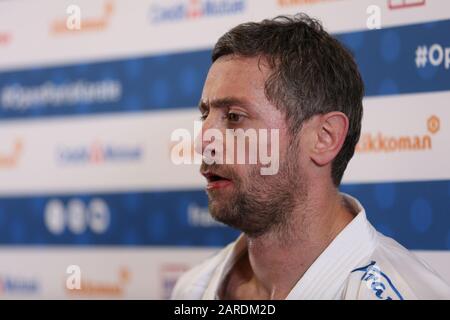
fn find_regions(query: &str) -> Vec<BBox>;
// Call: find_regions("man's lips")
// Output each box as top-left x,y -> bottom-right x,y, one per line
201,171 -> 233,190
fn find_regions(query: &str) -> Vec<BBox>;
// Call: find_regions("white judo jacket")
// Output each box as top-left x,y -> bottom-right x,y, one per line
172,194 -> 450,300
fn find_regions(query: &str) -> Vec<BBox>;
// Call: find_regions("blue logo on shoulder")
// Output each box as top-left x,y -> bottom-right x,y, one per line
351,261 -> 404,300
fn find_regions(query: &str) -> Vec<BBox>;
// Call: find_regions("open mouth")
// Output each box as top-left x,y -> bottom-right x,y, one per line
207,173 -> 227,182
202,171 -> 232,190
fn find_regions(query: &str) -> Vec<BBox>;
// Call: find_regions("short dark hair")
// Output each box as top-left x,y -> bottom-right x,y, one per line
212,13 -> 364,186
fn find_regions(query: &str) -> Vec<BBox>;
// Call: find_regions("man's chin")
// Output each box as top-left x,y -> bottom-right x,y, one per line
208,202 -> 235,224
208,200 -> 227,217
209,206 -> 267,237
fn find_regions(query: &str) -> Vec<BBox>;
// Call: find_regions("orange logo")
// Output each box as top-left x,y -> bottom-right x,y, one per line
388,0 -> 426,10
427,115 -> 439,134
356,116 -> 440,153
0,32 -> 12,46
0,139 -> 23,168
50,1 -> 114,34
66,267 -> 130,297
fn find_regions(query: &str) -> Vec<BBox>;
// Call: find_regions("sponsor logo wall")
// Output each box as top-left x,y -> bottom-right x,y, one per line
0,0 -> 449,298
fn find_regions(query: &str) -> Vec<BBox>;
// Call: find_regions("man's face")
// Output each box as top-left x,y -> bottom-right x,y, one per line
198,56 -> 307,237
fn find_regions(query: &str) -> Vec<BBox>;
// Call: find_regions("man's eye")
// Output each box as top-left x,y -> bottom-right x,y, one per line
199,113 -> 208,121
226,112 -> 243,123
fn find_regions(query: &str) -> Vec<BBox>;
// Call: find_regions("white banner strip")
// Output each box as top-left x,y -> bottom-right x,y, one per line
0,0 -> 449,71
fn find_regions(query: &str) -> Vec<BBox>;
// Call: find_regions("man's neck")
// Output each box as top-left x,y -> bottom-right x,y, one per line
223,188 -> 356,300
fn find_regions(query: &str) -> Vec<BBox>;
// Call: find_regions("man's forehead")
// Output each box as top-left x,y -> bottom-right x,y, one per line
202,56 -> 269,99
209,56 -> 270,81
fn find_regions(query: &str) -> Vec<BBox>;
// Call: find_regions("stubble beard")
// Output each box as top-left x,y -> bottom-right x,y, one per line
206,142 -> 307,239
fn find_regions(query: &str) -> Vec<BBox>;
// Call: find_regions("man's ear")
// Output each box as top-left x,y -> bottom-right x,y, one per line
310,112 -> 349,167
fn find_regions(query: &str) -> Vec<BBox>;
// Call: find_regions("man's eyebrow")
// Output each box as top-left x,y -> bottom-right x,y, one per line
198,97 -> 251,112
